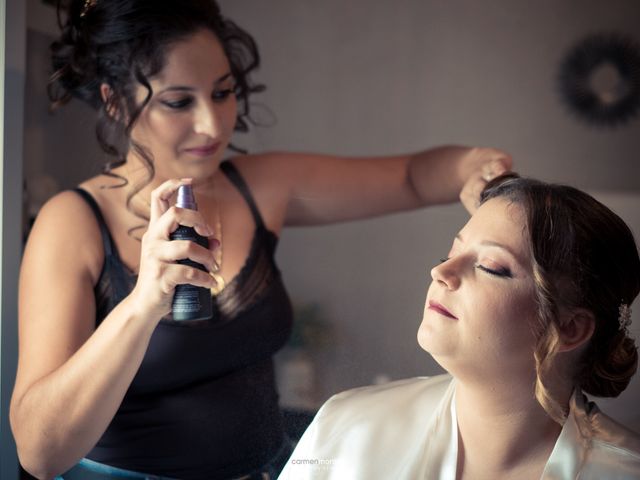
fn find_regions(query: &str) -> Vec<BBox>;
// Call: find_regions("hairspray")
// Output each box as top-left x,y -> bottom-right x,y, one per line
170,185 -> 213,321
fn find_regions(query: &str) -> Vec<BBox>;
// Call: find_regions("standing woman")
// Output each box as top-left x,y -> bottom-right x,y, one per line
10,1 -> 511,479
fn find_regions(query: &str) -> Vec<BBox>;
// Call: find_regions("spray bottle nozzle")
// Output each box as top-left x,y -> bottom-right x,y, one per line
176,184 -> 197,210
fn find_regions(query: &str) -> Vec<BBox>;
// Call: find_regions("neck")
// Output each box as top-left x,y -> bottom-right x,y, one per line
117,153 -> 220,207
454,379 -> 566,476
118,154 -> 160,196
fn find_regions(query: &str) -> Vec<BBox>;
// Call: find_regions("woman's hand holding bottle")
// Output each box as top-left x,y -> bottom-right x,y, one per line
130,178 -> 219,322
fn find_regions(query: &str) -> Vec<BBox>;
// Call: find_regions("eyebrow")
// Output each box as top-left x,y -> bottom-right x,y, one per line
455,233 -> 525,264
157,72 -> 234,94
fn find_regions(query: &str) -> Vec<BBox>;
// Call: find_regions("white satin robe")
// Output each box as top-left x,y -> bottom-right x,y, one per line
278,374 -> 640,479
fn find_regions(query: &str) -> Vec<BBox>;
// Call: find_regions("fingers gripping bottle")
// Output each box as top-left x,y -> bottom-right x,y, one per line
170,185 -> 213,321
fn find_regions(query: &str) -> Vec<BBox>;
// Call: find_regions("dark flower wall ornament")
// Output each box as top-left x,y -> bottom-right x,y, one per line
558,32 -> 640,128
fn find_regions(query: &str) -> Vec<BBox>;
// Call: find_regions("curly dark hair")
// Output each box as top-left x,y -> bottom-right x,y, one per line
481,174 -> 640,423
49,0 -> 265,227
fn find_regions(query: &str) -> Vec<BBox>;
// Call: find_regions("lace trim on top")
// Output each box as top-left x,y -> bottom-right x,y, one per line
75,161 -> 282,326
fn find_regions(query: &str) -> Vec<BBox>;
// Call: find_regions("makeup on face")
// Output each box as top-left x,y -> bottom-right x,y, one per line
427,300 -> 458,320
183,142 -> 222,158
419,199 -> 538,369
130,30 -> 237,179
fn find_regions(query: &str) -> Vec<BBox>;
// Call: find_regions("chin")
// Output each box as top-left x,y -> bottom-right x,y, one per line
417,321 -> 458,364
183,160 -> 223,181
417,322 -> 441,354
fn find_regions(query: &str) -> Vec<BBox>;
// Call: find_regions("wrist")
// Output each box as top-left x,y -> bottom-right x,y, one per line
408,145 -> 471,204
455,146 -> 478,183
124,287 -> 168,328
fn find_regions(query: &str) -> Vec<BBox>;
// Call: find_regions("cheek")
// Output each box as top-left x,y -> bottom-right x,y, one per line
484,289 -> 539,350
136,112 -> 182,142
224,97 -> 238,130
156,114 -> 186,135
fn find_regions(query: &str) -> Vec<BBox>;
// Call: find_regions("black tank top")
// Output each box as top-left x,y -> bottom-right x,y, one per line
74,162 -> 294,479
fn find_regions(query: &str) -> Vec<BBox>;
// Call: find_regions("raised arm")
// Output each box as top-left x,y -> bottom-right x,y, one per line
10,180 -> 217,479
255,145 -> 511,226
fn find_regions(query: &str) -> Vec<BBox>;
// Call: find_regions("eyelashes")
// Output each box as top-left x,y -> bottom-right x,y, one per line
211,88 -> 235,101
160,88 -> 236,110
162,98 -> 193,109
475,264 -> 512,278
437,257 -> 513,279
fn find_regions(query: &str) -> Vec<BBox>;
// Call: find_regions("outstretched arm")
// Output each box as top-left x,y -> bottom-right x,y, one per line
254,145 -> 511,226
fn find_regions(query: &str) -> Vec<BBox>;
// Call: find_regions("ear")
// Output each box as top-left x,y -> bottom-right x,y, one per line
100,83 -> 120,119
556,308 -> 595,353
100,83 -> 112,103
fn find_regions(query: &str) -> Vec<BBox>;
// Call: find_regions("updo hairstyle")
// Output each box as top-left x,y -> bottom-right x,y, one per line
481,174 -> 640,423
49,0 -> 264,218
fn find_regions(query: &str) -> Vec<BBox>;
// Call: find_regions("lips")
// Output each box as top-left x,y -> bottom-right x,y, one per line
428,300 -> 458,320
184,142 -> 221,157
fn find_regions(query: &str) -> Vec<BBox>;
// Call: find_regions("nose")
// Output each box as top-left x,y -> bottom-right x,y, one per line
194,100 -> 223,138
430,258 -> 461,290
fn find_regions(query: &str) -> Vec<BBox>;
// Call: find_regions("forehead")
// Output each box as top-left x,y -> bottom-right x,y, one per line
153,29 -> 230,85
460,197 -> 529,257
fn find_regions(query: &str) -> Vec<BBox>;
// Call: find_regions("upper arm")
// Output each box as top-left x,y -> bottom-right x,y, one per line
254,152 -> 422,226
12,191 -> 102,408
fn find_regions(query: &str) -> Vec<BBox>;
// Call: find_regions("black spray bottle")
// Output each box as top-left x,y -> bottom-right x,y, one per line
170,185 -> 213,321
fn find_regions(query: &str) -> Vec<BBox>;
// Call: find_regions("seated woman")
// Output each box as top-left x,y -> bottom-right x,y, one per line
278,174 -> 640,480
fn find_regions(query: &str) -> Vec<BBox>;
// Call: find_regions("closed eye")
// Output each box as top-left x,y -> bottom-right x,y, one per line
161,97 -> 193,109
439,256 -> 512,278
212,88 -> 235,102
476,264 -> 512,278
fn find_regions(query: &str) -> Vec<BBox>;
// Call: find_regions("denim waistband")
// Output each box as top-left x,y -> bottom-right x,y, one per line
57,436 -> 295,480
56,457 -> 178,479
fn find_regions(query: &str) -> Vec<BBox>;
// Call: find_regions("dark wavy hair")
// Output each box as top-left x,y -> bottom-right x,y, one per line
49,0 -> 265,227
481,174 -> 640,423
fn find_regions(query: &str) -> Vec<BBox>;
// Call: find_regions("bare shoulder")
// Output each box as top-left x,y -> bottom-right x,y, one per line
31,189 -> 101,242
14,188 -> 104,398
222,154 -> 297,221
26,189 -> 104,285
230,152 -> 310,184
